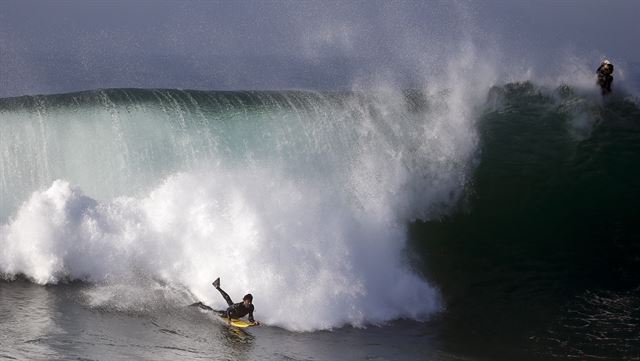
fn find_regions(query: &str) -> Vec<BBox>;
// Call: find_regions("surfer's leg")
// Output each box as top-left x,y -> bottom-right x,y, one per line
216,287 -> 234,306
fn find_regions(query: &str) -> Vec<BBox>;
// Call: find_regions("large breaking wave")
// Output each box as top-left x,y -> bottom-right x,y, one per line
0,86 -> 481,331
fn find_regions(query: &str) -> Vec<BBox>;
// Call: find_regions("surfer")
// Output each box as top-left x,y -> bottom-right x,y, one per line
596,59 -> 614,95
212,277 -> 258,325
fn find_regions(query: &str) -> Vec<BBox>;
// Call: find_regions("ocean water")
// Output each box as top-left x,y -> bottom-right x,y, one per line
0,280 -> 452,361
1,81 -> 639,360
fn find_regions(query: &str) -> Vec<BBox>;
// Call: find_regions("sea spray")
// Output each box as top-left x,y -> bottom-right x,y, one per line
0,86 -> 483,330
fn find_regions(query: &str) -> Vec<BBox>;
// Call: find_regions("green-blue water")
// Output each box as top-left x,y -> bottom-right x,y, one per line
1,84 -> 639,360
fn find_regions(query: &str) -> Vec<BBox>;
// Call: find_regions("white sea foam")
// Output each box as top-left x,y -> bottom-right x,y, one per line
1,166 -> 439,331
0,44 -> 492,330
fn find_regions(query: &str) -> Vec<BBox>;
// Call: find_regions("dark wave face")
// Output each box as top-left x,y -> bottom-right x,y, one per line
411,82 -> 640,359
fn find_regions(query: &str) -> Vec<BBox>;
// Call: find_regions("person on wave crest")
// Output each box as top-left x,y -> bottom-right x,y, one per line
596,59 -> 614,95
211,277 -> 259,325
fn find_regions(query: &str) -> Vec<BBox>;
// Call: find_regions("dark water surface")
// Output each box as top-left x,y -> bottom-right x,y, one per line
0,280 -> 463,361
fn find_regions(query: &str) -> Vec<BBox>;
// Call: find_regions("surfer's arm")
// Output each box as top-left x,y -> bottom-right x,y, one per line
248,306 -> 255,323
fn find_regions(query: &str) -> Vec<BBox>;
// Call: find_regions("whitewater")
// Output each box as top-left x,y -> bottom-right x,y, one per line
0,86 -> 480,332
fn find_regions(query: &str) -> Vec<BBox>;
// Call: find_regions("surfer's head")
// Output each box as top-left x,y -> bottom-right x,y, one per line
243,293 -> 253,306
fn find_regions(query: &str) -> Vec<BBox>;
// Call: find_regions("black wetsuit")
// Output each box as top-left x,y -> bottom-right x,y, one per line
216,287 -> 255,323
596,63 -> 614,94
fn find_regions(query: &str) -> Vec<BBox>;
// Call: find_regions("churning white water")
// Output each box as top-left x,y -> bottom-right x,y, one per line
0,80 -> 485,331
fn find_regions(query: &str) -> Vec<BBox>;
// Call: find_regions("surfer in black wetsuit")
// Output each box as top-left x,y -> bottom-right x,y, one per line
596,59 -> 614,95
212,277 -> 258,324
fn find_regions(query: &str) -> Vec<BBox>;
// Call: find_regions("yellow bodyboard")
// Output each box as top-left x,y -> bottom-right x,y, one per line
221,316 -> 256,328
